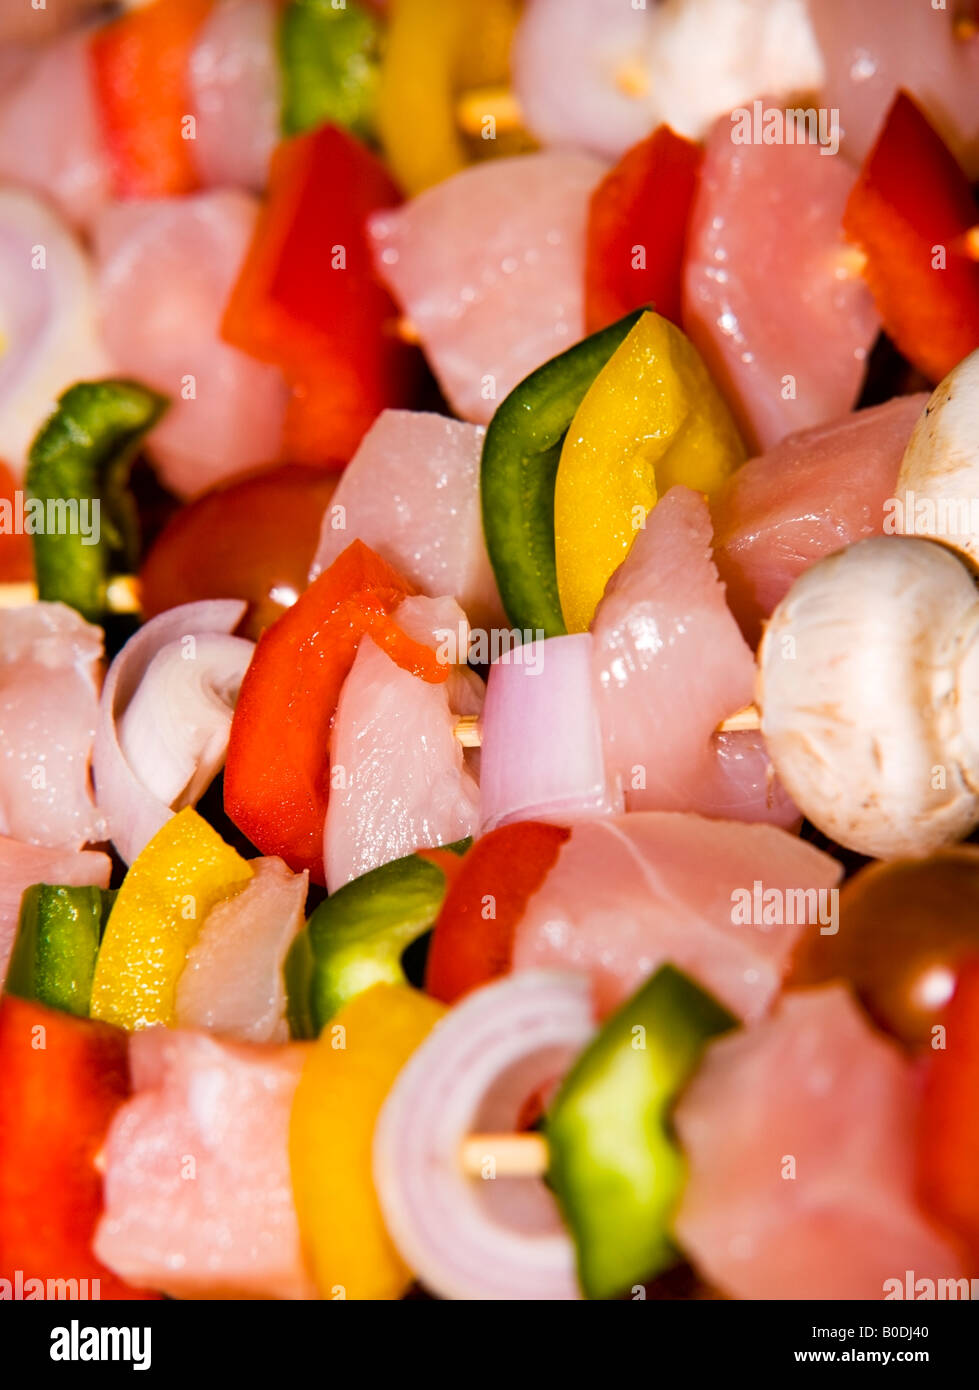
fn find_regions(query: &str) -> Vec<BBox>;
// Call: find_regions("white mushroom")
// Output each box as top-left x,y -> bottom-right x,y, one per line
894,349 -> 979,562
757,536 -> 979,859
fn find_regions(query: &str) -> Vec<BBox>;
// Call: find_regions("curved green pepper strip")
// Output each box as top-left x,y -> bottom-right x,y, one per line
26,379 -> 167,621
480,309 -> 644,637
283,923 -> 316,1042
285,840 -> 470,1038
546,964 -> 735,1299
5,885 -> 115,1019
279,0 -> 381,141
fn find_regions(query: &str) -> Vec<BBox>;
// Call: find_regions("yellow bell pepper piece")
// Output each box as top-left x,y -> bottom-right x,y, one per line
554,311 -> 746,633
289,982 -> 445,1300
377,0 -> 524,195
89,808 -> 253,1031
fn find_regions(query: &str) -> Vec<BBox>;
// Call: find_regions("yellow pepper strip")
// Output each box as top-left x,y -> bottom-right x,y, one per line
289,983 -> 445,1300
89,808 -> 253,1031
377,0 -> 523,195
554,311 -> 746,633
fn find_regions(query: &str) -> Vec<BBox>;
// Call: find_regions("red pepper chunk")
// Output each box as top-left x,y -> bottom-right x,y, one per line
0,461 -> 33,584
917,957 -> 979,1271
90,0 -> 213,199
425,822 -> 570,1004
224,539 -> 447,883
222,124 -> 423,465
0,995 -> 158,1299
585,125 -> 702,334
843,90 -> 979,384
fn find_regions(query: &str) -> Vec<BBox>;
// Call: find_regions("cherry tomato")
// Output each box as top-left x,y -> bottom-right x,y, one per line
791,848 -> 979,1046
139,464 -> 338,640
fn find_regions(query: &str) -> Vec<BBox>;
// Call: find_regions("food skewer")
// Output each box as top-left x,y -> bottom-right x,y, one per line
459,1132 -> 550,1178
0,574 -> 142,612
451,702 -> 761,748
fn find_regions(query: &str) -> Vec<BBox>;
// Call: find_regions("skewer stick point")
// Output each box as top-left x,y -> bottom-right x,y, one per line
393,316 -> 422,345
835,245 -> 868,280
717,703 -> 762,734
453,713 -> 482,748
105,574 -> 142,615
0,581 -> 39,609
456,87 -> 524,137
0,575 -> 141,615
451,703 -> 762,747
615,60 -> 650,100
460,1132 -> 550,1179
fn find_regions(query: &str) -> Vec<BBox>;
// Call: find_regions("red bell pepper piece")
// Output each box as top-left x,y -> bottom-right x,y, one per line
917,957 -> 979,1270
0,461 -> 33,584
224,539 -> 447,883
0,995 -> 158,1298
585,125 -> 702,334
222,124 -> 422,464
425,821 -> 569,1003
90,0 -> 213,199
843,89 -> 979,384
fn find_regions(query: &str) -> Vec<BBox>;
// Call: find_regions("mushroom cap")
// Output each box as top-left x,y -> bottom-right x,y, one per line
895,349 -> 979,562
758,535 -> 979,859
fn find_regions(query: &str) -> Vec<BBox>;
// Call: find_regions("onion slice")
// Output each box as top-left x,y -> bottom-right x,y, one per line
478,633 -> 623,833
373,971 -> 595,1300
93,600 -> 249,864
119,632 -> 253,809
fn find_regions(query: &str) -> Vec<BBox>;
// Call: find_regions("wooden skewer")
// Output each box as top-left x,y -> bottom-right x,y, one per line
452,703 -> 761,748
455,87 -> 525,137
460,1132 -> 549,1178
393,316 -> 422,345
0,575 -> 141,614
716,702 -> 762,733
615,60 -> 650,100
0,576 -> 764,738
453,713 -> 482,747
835,246 -> 868,279
843,230 -> 979,273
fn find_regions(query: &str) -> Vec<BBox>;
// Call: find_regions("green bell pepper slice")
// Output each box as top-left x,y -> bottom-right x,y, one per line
25,379 -> 167,621
285,841 -> 469,1037
546,964 -> 736,1299
479,308 -> 644,638
279,0 -> 381,140
5,884 -> 116,1019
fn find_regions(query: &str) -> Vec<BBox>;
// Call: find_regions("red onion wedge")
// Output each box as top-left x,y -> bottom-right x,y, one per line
373,971 -> 596,1300
478,633 -> 623,833
93,600 -> 251,864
